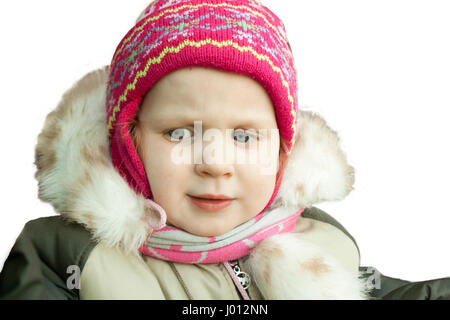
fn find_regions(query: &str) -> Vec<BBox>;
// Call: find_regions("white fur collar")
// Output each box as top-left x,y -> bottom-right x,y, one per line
35,66 -> 368,299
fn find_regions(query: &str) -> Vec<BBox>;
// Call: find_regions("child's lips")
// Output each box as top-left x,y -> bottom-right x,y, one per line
187,195 -> 235,212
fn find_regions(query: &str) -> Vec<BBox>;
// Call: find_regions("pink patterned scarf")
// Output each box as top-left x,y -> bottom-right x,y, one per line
139,205 -> 304,264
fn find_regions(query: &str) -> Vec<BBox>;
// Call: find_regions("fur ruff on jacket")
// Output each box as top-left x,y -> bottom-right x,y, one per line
34,66 -> 370,299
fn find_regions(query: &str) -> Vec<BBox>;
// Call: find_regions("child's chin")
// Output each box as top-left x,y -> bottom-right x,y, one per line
189,223 -> 235,237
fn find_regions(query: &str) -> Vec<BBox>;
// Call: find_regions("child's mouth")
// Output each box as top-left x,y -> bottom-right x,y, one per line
187,195 -> 234,212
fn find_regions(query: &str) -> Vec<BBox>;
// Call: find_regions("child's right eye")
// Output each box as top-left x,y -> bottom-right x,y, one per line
167,128 -> 193,141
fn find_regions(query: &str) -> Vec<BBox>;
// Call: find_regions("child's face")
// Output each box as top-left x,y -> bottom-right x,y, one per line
135,66 -> 281,236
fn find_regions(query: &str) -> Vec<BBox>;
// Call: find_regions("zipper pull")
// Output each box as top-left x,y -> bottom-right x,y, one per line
232,262 -> 251,290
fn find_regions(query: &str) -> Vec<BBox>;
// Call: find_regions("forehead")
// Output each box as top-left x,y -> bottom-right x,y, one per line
139,66 -> 278,128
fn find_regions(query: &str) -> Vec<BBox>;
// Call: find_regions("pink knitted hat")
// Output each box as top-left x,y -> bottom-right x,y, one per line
106,0 -> 298,210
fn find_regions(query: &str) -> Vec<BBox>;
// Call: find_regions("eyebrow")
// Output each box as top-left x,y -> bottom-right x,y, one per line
147,112 -> 275,129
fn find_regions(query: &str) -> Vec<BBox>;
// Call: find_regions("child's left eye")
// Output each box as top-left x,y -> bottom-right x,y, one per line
233,129 -> 258,144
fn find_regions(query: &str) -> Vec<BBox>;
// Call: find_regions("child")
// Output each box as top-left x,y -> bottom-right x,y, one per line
1,0 -> 449,300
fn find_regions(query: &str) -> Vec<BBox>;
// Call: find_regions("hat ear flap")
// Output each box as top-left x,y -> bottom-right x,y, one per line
271,110 -> 355,208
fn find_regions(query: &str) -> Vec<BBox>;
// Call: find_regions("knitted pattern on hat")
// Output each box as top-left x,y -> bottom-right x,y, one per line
106,0 -> 298,202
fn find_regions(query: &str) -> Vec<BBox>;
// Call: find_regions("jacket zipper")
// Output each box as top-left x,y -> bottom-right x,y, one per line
169,260 -> 251,300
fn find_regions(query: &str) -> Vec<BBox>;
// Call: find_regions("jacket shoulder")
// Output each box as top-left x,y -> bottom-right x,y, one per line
0,215 -> 97,300
301,206 -> 360,255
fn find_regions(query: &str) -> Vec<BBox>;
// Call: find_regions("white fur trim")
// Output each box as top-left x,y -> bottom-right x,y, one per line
35,67 -> 153,256
244,232 -> 371,299
270,110 -> 355,209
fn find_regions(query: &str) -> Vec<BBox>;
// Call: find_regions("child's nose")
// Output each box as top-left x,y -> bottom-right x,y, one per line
194,161 -> 235,178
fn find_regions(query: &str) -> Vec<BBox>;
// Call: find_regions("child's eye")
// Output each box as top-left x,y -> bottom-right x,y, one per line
167,128 -> 193,141
233,129 -> 258,144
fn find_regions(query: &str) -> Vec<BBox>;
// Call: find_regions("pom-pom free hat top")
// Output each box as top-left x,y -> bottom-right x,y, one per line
107,0 -> 299,211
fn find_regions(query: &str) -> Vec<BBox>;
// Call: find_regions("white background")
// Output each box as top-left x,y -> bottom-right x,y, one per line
1,0 -> 449,282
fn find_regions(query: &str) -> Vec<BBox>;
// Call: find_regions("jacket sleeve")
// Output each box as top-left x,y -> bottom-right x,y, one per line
0,216 -> 97,300
359,266 -> 450,300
